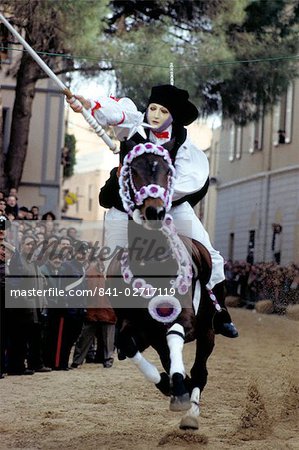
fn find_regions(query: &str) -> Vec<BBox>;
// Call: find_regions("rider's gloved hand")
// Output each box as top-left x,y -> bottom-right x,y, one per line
66,95 -> 91,112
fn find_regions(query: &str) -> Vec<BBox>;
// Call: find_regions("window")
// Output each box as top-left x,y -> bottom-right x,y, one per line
273,83 -> 294,146
271,224 -> 282,264
249,113 -> 264,153
247,230 -> 255,264
229,123 -> 242,161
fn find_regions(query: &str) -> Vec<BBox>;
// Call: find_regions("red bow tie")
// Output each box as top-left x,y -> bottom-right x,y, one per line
153,131 -> 170,139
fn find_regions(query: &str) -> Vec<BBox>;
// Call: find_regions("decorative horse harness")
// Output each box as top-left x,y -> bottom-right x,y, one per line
118,143 -> 193,323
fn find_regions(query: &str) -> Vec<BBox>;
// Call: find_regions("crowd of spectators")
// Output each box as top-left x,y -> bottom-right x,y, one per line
224,259 -> 299,312
1,188 -> 299,379
0,188 -> 116,379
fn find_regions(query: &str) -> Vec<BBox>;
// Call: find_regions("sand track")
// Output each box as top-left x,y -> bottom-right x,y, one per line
1,309 -> 298,449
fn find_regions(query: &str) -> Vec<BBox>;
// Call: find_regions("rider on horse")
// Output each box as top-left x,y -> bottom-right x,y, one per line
67,84 -> 238,339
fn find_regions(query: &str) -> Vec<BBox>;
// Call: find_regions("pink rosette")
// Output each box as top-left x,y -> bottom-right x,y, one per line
122,267 -> 133,284
148,295 -> 182,324
132,278 -> 146,290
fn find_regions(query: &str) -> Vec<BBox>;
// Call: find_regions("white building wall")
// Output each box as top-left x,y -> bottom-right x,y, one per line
215,177 -> 264,262
266,169 -> 299,263
215,167 -> 299,264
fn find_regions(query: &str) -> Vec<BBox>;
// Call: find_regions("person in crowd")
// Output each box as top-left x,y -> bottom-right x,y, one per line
6,235 -> 51,375
0,200 -> 6,215
1,240 -> 16,378
8,187 -> 18,198
67,227 -> 77,242
0,216 -> 10,378
71,258 -> 116,369
51,242 -> 88,370
0,242 -> 7,378
36,232 -> 45,245
40,251 -> 66,369
41,211 -> 56,221
5,195 -> 18,218
57,236 -> 73,260
17,206 -> 29,220
67,84 -> 238,338
31,206 -> 40,220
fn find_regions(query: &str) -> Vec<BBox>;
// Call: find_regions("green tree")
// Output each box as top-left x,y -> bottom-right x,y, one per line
1,0 -> 299,191
106,0 -> 299,122
62,134 -> 77,179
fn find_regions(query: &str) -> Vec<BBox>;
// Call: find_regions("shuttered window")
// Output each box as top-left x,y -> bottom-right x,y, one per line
273,82 -> 294,146
249,111 -> 264,153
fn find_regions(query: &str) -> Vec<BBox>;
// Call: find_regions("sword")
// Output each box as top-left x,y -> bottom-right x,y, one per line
0,13 -> 119,153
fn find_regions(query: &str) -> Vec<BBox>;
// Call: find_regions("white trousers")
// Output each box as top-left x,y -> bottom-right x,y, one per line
104,203 -> 224,289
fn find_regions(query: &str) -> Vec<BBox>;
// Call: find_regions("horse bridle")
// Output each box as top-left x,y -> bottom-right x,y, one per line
119,142 -> 176,217
119,143 -> 193,323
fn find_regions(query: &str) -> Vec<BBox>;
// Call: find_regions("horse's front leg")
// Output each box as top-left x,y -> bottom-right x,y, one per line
118,324 -> 161,384
179,327 -> 215,430
166,323 -> 191,411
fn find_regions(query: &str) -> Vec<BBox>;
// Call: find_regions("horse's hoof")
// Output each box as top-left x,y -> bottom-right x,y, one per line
179,415 -> 199,430
170,393 -> 191,412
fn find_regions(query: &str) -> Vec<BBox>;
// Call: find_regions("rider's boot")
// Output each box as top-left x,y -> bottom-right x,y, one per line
210,281 -> 239,338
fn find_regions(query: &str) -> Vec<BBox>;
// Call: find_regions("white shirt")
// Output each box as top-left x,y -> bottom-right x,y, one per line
89,96 -> 209,200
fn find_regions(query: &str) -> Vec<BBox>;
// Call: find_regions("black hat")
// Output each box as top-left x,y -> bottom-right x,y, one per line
147,84 -> 198,126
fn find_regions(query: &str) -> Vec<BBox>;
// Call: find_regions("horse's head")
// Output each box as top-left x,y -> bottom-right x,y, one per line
119,143 -> 176,229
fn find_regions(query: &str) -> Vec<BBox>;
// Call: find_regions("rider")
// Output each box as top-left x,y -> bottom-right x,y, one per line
67,84 -> 238,338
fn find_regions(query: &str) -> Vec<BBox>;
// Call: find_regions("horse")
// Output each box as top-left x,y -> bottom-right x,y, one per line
106,142 -> 217,430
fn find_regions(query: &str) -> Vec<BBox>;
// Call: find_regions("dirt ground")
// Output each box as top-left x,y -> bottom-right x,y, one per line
0,308 -> 298,450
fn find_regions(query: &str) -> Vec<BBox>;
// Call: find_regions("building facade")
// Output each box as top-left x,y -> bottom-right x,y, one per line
1,23 -> 65,216
213,80 -> 299,265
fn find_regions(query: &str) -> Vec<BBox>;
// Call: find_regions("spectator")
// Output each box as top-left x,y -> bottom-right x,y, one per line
225,260 -> 299,312
31,206 -> 40,220
17,206 -> 29,220
57,236 -> 73,260
8,187 -> 18,198
67,227 -> 77,241
71,258 -> 116,369
0,242 -> 6,378
40,252 -> 65,369
6,236 -> 50,375
42,211 -> 56,221
52,242 -> 88,370
5,195 -> 18,218
0,200 -> 6,215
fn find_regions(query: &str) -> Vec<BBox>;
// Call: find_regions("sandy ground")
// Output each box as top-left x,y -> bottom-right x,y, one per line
0,308 -> 298,450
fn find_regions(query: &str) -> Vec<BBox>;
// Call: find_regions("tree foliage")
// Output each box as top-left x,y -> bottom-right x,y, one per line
1,0 -> 299,190
63,134 -> 77,179
0,0 -> 110,189
106,0 -> 299,123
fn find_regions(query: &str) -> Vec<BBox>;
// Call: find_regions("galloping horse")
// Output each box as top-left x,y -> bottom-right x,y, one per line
106,142 -> 217,430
